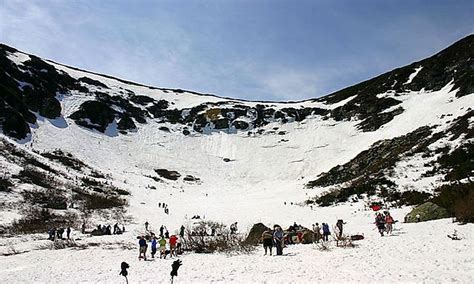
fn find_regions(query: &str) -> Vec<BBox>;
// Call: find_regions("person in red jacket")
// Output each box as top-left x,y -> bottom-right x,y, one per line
169,235 -> 178,257
385,212 -> 394,234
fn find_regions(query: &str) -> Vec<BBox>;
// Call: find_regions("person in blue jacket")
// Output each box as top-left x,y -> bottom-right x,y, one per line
322,223 -> 331,241
151,236 -> 158,258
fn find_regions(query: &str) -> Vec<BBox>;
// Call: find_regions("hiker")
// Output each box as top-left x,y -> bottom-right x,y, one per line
230,222 -> 238,234
106,225 -> 112,235
313,223 -> 322,243
151,236 -> 158,258
164,229 -> 170,239
179,225 -> 185,238
375,213 -> 386,236
170,259 -> 183,284
122,225 -> 126,233
159,225 -> 164,237
261,229 -> 273,256
385,212 -> 394,234
81,223 -> 86,234
158,202 -> 161,208
416,214 -> 421,222
138,236 -> 147,260
145,221 -> 149,231
176,237 -> 182,255
322,223 -> 330,241
336,219 -> 345,238
66,227 -> 71,240
293,222 -> 299,231
113,223 -> 119,234
119,262 -> 129,284
57,227 -> 64,239
273,225 -> 284,255
169,235 -> 178,257
48,228 -> 54,240
159,236 -> 167,259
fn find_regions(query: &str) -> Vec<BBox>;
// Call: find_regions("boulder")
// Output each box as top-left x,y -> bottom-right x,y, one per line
301,229 -> 315,244
245,223 -> 270,245
405,202 -> 451,223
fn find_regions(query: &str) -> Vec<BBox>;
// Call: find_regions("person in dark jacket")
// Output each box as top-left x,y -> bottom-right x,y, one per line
336,219 -> 345,238
66,227 -> 71,240
375,213 -> 386,236
179,225 -> 185,238
261,229 -> 273,256
138,236 -> 147,260
322,223 -> 330,241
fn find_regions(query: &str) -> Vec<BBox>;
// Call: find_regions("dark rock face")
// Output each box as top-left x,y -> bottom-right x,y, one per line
1,35 -> 473,139
117,115 -> 137,131
183,175 -> 200,182
307,110 -> 474,207
155,169 -> 181,180
70,101 -> 116,132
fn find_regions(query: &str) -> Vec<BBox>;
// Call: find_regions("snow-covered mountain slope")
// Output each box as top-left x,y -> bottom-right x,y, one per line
0,34 -> 473,233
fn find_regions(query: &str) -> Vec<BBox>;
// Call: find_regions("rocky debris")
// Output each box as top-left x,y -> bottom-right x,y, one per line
183,175 -> 200,182
154,169 -> 181,181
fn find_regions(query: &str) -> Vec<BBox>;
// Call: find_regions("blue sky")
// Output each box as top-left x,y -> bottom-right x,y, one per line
0,0 -> 473,101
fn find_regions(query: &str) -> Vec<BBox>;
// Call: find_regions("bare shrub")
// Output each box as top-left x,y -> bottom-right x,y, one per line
315,241 -> 331,251
71,186 -> 127,210
184,221 -> 255,254
10,208 -> 80,234
454,189 -> 474,223
21,189 -> 68,209
0,176 -> 13,192
16,167 -> 57,189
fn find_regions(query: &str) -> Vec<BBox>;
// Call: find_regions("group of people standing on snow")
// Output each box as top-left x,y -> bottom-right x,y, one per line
375,211 -> 395,236
260,219 -> 352,255
312,222 -> 333,242
47,227 -> 72,241
139,223 -> 186,261
261,225 -> 285,256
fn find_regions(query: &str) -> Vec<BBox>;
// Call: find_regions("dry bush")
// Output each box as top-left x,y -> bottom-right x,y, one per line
16,167 -> 58,189
71,186 -> 127,210
184,221 -> 255,254
454,189 -> 474,223
10,208 -> 80,233
0,175 -> 13,192
21,189 -> 68,209
315,241 -> 332,251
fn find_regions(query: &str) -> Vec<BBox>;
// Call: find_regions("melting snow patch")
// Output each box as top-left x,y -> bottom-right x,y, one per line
404,66 -> 423,85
